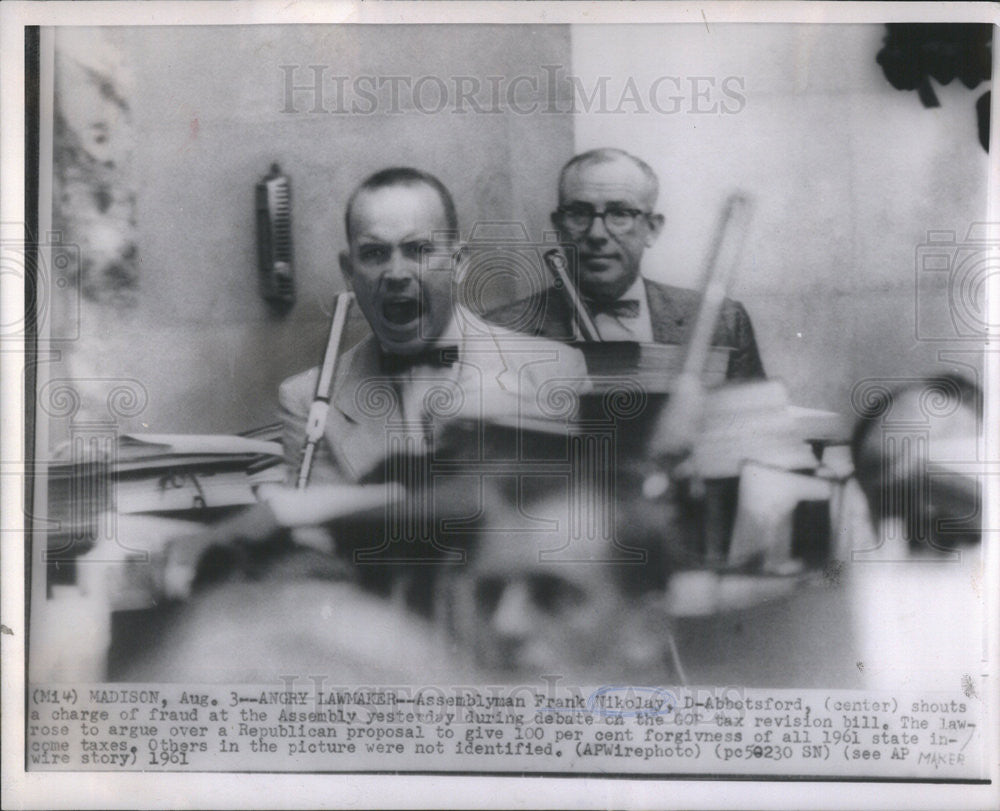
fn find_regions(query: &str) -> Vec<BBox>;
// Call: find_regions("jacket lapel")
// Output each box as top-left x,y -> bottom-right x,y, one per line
541,291 -> 578,341
645,278 -> 689,345
329,335 -> 402,482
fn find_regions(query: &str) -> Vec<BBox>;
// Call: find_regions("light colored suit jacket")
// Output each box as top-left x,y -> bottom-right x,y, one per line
279,311 -> 589,485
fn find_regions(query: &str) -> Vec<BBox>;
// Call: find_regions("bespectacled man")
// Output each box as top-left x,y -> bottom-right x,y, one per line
488,148 -> 765,381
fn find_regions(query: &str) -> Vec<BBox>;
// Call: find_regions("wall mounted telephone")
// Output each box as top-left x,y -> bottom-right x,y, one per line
256,162 -> 295,310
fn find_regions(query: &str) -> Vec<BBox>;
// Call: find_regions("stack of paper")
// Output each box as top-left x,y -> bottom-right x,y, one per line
577,341 -> 730,393
45,429 -> 287,536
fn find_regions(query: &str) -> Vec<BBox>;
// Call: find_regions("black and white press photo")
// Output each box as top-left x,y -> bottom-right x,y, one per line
2,2 -> 997,809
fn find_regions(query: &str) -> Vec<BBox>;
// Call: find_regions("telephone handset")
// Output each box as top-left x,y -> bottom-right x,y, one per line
256,162 -> 295,309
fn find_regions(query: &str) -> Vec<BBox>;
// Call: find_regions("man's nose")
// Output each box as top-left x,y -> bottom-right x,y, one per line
585,213 -> 610,242
383,251 -> 416,288
491,582 -> 534,641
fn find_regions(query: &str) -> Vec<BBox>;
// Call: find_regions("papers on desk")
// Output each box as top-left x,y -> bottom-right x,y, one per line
118,433 -> 280,456
577,341 -> 731,392
115,468 -> 268,514
111,433 -> 281,471
47,428 -> 288,526
115,434 -> 286,514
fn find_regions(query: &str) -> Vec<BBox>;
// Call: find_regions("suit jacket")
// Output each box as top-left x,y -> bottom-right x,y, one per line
486,277 -> 765,381
279,313 -> 590,485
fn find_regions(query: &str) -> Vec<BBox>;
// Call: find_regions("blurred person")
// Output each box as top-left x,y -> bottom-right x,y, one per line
444,479 -> 679,681
848,373 -> 985,691
851,373 -> 982,551
122,577 -> 475,683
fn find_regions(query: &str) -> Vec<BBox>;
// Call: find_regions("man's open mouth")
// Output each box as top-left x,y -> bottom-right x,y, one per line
382,297 -> 420,325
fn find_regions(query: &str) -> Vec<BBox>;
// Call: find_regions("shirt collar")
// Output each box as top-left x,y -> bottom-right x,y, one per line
596,275 -> 653,342
432,309 -> 463,347
619,275 -> 649,310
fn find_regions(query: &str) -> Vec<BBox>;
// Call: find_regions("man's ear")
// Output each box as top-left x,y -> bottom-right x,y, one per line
644,213 -> 665,247
450,243 -> 468,291
453,243 -> 469,270
339,251 -> 354,287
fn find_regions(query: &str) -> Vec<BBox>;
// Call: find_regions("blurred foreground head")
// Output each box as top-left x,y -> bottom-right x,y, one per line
446,479 -> 673,680
851,374 -> 982,551
124,576 -> 471,683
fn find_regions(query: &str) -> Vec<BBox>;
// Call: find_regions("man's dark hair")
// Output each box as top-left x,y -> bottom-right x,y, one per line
344,167 -> 459,242
850,372 -> 983,549
850,373 -> 982,466
466,471 -> 671,602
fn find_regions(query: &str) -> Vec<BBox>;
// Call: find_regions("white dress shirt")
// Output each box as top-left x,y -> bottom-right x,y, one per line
396,314 -> 464,428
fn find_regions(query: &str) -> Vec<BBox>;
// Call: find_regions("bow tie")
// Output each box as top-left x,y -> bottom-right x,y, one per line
379,346 -> 459,374
586,298 -> 640,319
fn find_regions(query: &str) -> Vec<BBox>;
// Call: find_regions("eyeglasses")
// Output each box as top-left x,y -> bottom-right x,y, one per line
555,204 -> 651,235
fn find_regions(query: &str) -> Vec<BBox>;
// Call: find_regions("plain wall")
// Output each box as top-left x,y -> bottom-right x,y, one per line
571,23 -> 990,412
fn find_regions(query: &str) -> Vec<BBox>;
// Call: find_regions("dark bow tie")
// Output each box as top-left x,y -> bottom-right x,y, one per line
379,346 -> 459,374
586,298 -> 640,319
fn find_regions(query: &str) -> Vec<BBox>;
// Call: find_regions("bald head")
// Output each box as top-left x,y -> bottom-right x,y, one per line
344,166 -> 458,243
558,148 -> 660,210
